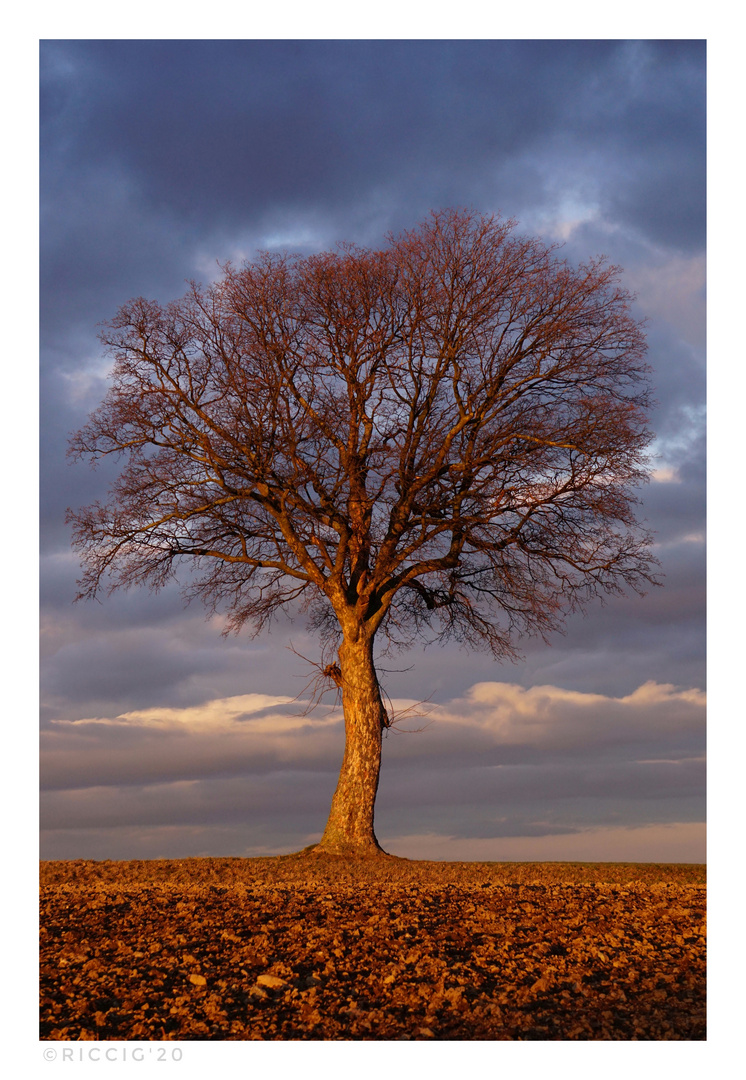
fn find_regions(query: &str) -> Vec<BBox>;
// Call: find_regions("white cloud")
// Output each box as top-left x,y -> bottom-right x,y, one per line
59,693 -> 305,732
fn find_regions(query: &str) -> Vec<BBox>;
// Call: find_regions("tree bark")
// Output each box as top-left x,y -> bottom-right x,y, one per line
313,633 -> 388,856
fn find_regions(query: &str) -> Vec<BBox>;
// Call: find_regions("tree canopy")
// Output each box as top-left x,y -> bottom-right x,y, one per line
69,209 -> 657,854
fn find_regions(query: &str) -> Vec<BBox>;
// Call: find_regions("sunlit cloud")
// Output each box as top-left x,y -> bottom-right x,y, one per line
424,679 -> 705,752
39,674 -> 706,861
651,466 -> 681,483
55,693 -> 305,732
41,679 -> 705,796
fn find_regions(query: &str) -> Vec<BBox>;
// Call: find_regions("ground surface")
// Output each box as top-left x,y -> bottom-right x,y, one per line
40,855 -> 706,1041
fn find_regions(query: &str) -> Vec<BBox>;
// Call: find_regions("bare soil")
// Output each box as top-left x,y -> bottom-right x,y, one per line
40,855 -> 705,1041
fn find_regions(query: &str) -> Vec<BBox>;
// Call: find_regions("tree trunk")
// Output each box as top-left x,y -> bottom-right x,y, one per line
314,633 -> 388,856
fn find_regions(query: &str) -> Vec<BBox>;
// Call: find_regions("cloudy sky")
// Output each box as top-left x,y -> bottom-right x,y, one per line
39,38 -> 706,863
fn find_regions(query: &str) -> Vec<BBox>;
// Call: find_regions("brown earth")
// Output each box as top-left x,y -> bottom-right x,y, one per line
40,854 -> 706,1041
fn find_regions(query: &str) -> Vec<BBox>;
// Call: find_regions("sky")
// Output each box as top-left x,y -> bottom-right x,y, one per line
38,37 -> 707,864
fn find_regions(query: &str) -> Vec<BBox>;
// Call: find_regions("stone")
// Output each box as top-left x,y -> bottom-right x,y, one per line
257,974 -> 289,990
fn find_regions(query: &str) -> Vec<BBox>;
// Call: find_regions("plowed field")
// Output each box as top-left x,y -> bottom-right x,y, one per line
40,855 -> 705,1041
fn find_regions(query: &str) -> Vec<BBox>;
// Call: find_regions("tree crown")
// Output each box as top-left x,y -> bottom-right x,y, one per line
69,209 -> 657,660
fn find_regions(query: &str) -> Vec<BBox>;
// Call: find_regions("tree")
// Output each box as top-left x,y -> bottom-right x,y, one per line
68,209 -> 657,857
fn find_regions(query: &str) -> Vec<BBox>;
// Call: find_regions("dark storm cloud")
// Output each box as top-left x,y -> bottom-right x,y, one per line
44,40 -> 593,225
41,40 -> 704,265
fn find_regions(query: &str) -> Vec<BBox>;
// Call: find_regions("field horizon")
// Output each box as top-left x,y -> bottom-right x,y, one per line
40,853 -> 706,883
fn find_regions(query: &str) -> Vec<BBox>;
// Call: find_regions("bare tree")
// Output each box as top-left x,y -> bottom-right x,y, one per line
68,209 -> 657,856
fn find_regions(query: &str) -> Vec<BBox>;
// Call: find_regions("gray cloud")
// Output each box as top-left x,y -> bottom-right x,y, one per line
41,41 -> 705,243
